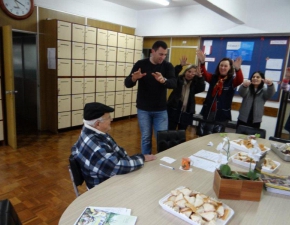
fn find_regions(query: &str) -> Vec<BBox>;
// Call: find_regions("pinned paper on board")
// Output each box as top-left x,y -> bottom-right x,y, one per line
266,58 -> 283,70
226,41 -> 254,61
265,70 -> 281,81
240,65 -> 251,79
203,40 -> 213,55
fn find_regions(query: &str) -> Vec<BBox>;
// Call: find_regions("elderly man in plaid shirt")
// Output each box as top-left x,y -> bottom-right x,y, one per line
71,102 -> 156,188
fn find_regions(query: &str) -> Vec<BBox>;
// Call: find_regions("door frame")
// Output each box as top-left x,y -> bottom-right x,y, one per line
2,25 -> 17,149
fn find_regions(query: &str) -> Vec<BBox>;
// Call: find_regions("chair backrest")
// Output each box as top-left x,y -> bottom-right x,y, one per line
236,125 -> 266,138
196,120 -> 226,137
0,199 -> 22,225
157,130 -> 186,153
68,155 -> 85,197
269,136 -> 290,143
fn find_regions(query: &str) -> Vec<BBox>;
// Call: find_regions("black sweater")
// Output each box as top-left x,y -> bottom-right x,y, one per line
124,58 -> 176,111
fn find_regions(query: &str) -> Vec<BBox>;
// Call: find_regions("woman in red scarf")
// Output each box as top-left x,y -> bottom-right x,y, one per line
196,50 -> 244,123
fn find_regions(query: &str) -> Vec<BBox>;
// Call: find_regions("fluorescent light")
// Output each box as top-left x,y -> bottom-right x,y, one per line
151,0 -> 170,6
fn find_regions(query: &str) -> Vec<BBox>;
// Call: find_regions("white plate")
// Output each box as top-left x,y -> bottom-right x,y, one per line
159,186 -> 234,225
231,152 -> 280,173
230,139 -> 270,153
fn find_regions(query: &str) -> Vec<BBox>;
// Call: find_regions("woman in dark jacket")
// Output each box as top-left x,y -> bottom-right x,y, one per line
196,50 -> 244,123
167,58 -> 205,130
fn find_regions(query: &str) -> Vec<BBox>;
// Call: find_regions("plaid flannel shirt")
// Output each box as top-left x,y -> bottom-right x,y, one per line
71,125 -> 145,188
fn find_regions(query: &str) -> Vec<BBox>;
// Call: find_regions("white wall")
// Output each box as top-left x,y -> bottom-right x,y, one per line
136,0 -> 290,36
35,0 -> 290,36
35,0 -> 137,28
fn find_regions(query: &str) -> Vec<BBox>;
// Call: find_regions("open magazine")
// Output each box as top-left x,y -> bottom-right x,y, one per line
261,172 -> 290,195
74,207 -> 137,225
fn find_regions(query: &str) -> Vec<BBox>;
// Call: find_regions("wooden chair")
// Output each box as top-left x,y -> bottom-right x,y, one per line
68,155 -> 86,197
269,136 -> 290,143
157,130 -> 186,153
236,125 -> 266,138
0,199 -> 22,225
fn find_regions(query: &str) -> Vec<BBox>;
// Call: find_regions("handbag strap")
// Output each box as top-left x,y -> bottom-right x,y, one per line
206,90 -> 219,120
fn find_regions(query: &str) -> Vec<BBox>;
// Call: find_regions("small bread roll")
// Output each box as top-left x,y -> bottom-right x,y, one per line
203,203 -> 215,212
163,200 -> 174,208
200,212 -> 217,222
216,205 -> 224,217
168,195 -> 176,201
190,214 -> 203,224
179,188 -> 192,196
175,199 -> 186,208
180,208 -> 192,217
220,209 -> 230,220
185,202 -> 197,213
184,195 -> 195,205
175,193 -> 184,202
194,194 -> 204,207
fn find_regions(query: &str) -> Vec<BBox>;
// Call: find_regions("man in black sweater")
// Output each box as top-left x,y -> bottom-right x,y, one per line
125,40 -> 176,154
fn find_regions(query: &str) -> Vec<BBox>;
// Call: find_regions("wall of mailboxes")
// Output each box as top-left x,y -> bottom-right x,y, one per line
41,20 -> 143,132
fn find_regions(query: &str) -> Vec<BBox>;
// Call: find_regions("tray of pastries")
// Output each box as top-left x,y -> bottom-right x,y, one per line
270,143 -> 290,161
231,152 -> 280,173
159,186 -> 234,225
230,139 -> 270,152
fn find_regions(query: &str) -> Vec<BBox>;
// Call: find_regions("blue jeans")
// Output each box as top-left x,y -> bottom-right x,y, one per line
137,109 -> 168,155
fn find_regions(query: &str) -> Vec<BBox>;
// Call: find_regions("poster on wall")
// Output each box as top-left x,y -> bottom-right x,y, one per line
226,42 -> 254,61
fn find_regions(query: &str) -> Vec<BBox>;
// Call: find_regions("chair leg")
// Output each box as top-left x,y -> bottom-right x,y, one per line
68,167 -> 80,197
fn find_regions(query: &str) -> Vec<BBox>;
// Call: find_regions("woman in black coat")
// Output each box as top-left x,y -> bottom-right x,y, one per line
167,57 -> 205,130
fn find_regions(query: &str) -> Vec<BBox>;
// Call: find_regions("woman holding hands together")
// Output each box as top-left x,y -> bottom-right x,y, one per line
167,56 -> 205,130
237,71 -> 275,128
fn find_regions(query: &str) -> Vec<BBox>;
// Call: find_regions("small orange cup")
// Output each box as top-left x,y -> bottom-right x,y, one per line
182,158 -> 191,170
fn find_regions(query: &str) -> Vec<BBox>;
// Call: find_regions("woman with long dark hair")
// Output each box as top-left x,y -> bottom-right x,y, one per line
237,71 -> 275,128
196,50 -> 244,123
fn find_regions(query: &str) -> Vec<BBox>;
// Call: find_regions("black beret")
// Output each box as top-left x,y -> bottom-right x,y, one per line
84,102 -> 114,120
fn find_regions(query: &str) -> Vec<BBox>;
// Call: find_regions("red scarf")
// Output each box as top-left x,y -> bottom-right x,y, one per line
211,76 -> 227,111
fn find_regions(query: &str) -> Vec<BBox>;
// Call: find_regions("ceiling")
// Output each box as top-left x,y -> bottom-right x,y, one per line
103,0 -> 198,10
103,0 -> 244,24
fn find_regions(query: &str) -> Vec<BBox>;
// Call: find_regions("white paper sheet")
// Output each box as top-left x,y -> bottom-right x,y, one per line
160,157 -> 176,164
193,150 -> 228,164
240,65 -> 251,79
266,59 -> 283,70
270,40 -> 287,45
189,155 -> 219,173
205,57 -> 215,62
203,40 -> 213,55
265,70 -> 281,81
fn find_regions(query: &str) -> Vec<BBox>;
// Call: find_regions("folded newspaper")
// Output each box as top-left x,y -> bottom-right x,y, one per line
74,206 -> 137,225
261,172 -> 290,195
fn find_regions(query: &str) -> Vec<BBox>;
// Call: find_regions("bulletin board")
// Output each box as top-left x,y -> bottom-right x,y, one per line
200,36 -> 290,101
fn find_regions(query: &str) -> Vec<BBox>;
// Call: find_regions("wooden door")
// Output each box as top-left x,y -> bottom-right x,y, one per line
170,47 -> 198,75
168,47 -> 198,97
2,25 -> 17,149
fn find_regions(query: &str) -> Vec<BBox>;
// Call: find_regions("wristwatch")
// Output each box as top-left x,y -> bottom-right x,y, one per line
163,78 -> 167,84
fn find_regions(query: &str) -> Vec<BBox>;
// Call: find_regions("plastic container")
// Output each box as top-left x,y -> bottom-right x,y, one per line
159,186 -> 234,225
230,152 -> 280,173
